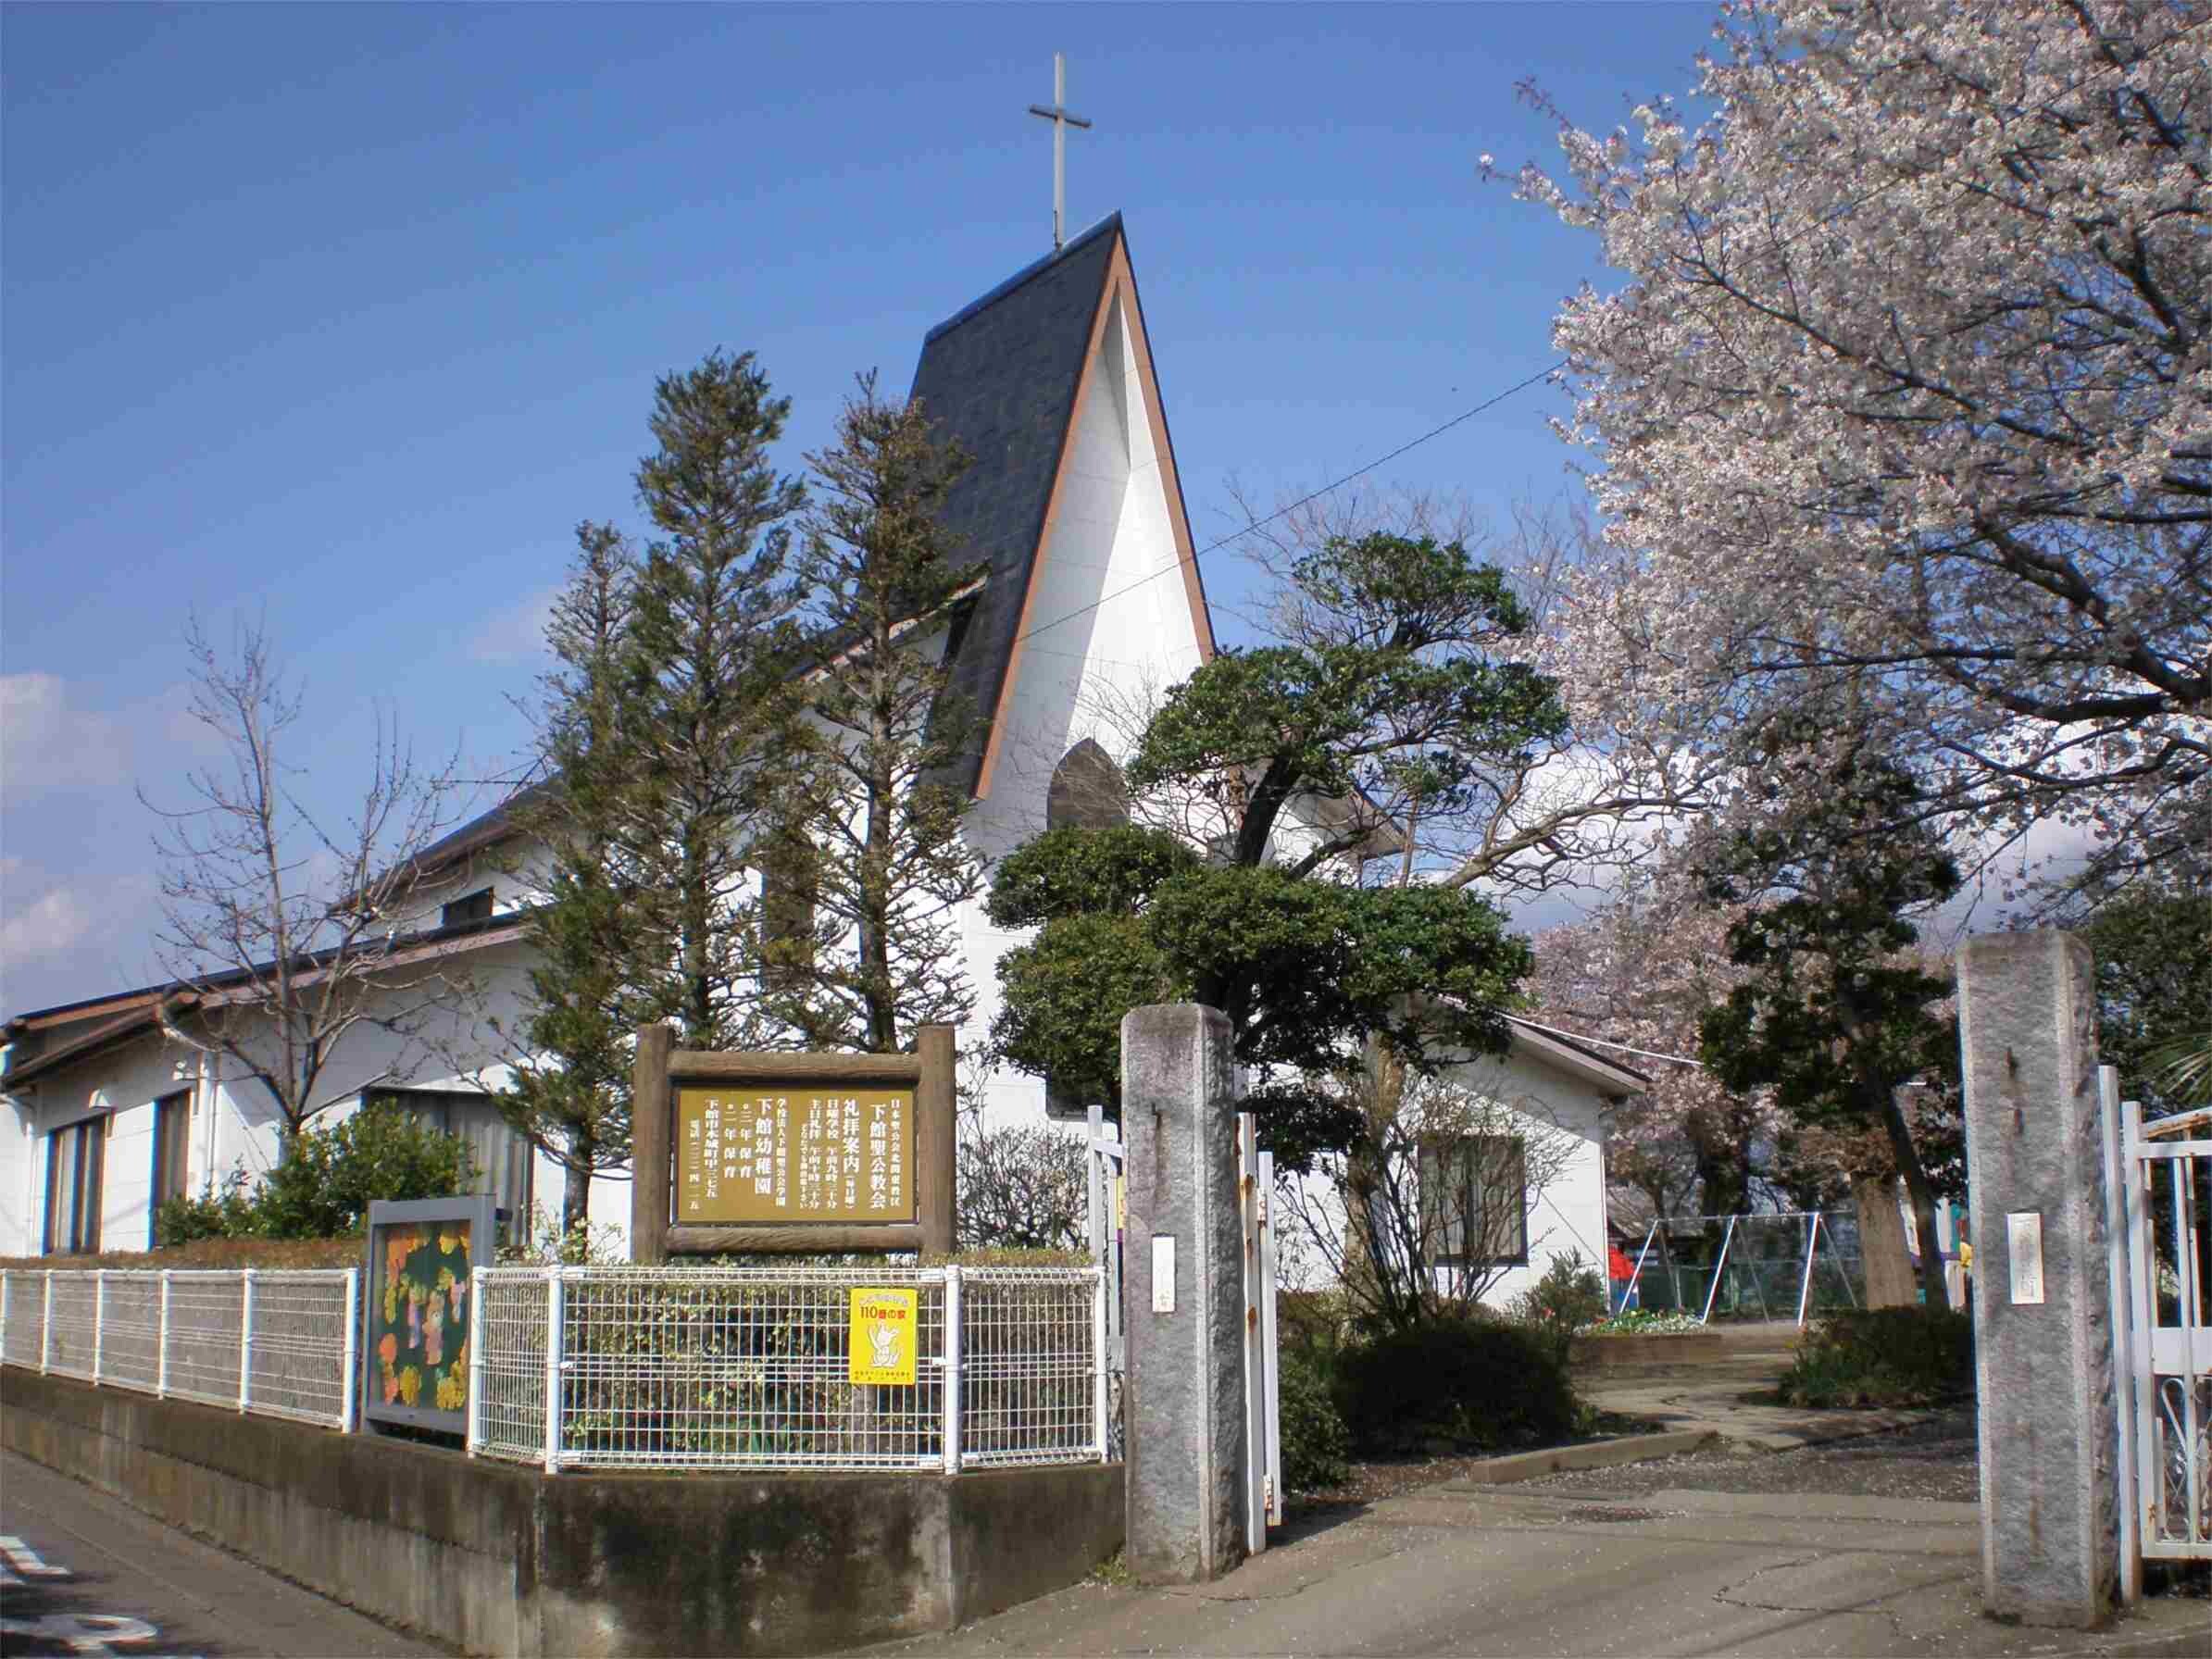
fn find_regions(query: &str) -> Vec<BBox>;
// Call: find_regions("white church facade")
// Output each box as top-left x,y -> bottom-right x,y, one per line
1,217 -> 1628,1300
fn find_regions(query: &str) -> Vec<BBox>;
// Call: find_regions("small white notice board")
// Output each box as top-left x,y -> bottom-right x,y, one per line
2006,1211 -> 2045,1305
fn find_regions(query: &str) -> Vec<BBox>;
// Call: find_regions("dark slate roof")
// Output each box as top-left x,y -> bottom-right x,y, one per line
404,214 -> 1135,872
909,213 -> 1125,794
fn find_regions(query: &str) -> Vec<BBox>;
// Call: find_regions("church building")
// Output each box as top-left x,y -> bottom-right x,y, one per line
0,213 -> 1218,1256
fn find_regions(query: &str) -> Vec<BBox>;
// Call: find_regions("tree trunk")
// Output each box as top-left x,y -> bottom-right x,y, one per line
1855,1173 -> 1917,1308
1873,1081 -> 1949,1311
562,1157 -> 593,1237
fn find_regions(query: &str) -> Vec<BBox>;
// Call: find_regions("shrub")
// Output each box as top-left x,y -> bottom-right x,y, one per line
152,1108 -> 477,1246
1778,1306 -> 1974,1407
1507,1250 -> 1610,1365
1334,1316 -> 1580,1455
1277,1345 -> 1352,1492
252,1107 -> 477,1239
154,1167 -> 263,1246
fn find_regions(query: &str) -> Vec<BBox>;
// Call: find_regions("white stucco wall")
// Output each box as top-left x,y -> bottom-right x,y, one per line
1428,1042 -> 1613,1309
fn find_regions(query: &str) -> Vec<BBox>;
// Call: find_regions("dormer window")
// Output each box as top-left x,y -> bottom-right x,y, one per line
442,888 -> 494,928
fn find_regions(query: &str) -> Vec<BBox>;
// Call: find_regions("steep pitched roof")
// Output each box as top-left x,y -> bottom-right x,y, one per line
910,213 -> 1213,795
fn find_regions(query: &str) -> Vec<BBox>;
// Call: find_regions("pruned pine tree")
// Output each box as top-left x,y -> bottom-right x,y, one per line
494,525 -> 648,1231
625,349 -> 809,1050
770,374 -> 982,1054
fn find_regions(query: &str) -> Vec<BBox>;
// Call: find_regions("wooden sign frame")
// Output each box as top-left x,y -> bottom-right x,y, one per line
631,1024 -> 956,1261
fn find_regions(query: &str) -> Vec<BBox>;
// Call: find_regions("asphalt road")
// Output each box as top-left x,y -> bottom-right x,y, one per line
0,1452 -> 446,1659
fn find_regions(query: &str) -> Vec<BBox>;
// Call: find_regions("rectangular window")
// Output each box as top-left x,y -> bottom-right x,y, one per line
367,1089 -> 531,1241
152,1091 -> 192,1216
43,1116 -> 106,1256
441,887 -> 494,928
1419,1134 -> 1529,1267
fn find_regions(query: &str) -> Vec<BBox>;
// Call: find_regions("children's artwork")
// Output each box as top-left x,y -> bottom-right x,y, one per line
362,1196 -> 496,1432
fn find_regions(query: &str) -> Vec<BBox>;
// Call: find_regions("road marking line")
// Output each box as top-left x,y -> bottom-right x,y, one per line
0,1533 -> 70,1576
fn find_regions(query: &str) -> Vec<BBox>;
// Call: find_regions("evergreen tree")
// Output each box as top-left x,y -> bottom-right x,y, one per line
989,531 -> 1555,1161
1696,719 -> 1963,1310
494,352 -> 806,1225
624,349 -> 809,1048
494,525 -> 647,1231
770,374 -> 982,1054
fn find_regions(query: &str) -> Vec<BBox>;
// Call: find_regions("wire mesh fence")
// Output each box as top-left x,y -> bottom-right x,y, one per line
0,1268 -> 357,1431
469,1264 -> 1108,1474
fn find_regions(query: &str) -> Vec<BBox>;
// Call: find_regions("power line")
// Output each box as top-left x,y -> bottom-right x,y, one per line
1013,359 -> 1568,649
1008,9 -> 2206,654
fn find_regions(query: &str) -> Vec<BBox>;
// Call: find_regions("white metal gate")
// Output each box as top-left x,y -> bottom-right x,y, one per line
2112,1073 -> 2212,1565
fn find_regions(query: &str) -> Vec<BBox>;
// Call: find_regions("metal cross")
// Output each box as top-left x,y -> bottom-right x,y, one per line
1028,53 -> 1093,251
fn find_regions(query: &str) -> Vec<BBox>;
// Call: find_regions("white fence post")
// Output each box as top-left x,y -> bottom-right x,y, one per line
2097,1067 -> 2140,1602
92,1269 -> 106,1386
543,1266 -> 565,1475
1257,1148 -> 1281,1526
157,1270 -> 173,1399
1700,1215 -> 1739,1326
340,1268 -> 361,1433
1091,1265 -> 1109,1465
942,1266 -> 963,1475
239,1269 -> 256,1413
41,1272 -> 54,1374
466,1266 -> 486,1457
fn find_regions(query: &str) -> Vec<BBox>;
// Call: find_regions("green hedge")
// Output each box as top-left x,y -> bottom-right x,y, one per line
1333,1316 -> 1580,1455
1778,1306 -> 1974,1407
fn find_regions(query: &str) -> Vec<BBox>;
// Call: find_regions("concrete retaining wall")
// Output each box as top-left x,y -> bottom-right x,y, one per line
0,1366 -> 1123,1656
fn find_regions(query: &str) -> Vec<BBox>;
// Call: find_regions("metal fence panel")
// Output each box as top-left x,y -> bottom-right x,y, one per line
244,1272 -> 355,1427
470,1264 -> 1106,1474
0,1268 -> 356,1431
165,1272 -> 248,1408
1,1272 -> 46,1369
44,1275 -> 99,1380
958,1270 -> 1100,1467
99,1273 -> 162,1392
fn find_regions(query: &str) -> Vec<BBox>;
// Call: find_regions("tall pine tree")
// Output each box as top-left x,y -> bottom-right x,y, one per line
770,375 -> 981,1053
625,350 -> 809,1049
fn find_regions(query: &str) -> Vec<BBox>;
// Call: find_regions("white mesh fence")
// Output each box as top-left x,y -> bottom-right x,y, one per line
0,1268 -> 357,1431
470,1265 -> 1107,1474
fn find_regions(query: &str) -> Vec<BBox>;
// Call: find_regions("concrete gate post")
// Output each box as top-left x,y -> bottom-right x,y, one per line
1957,930 -> 2120,1628
1120,1003 -> 1247,1584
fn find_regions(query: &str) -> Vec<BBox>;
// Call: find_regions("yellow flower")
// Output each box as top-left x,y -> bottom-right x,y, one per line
398,1366 -> 422,1406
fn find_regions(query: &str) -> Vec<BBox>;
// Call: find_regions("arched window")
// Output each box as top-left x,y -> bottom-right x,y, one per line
1046,739 -> 1128,831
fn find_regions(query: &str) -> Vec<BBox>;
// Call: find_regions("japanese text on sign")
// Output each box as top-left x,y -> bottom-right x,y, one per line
675,1086 -> 914,1224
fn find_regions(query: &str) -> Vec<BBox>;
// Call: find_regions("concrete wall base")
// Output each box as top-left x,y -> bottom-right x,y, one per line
0,1366 -> 1123,1656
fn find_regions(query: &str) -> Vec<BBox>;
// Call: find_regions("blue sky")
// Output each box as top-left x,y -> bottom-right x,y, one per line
2,1 -> 1718,1011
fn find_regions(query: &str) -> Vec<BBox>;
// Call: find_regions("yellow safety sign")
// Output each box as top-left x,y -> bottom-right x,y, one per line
848,1287 -> 919,1385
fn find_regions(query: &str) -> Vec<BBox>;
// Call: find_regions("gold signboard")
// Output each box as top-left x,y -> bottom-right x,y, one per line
675,1085 -> 915,1225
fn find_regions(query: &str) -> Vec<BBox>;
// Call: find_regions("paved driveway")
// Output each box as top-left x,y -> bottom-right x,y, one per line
856,1478 -> 2203,1659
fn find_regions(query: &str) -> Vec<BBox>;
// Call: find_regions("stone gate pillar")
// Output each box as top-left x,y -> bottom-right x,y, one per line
1119,1003 -> 1247,1584
1957,929 -> 2120,1628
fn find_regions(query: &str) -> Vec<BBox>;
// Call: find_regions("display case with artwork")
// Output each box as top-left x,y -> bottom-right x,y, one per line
361,1195 -> 499,1434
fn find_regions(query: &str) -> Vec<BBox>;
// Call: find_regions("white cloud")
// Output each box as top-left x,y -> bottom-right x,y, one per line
0,673 -> 212,797
0,885 -> 95,965
469,585 -> 559,666
0,673 -> 134,792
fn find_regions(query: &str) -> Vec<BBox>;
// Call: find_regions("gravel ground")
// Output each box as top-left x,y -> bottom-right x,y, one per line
1517,1403 -> 1981,1504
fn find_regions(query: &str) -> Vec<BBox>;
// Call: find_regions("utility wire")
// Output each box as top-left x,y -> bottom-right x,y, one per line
1006,12 -> 2206,655
1010,359 -> 1568,650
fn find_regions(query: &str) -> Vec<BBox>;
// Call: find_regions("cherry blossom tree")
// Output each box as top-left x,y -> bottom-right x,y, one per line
1518,0 -> 2211,892
1530,868 -> 1779,1224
